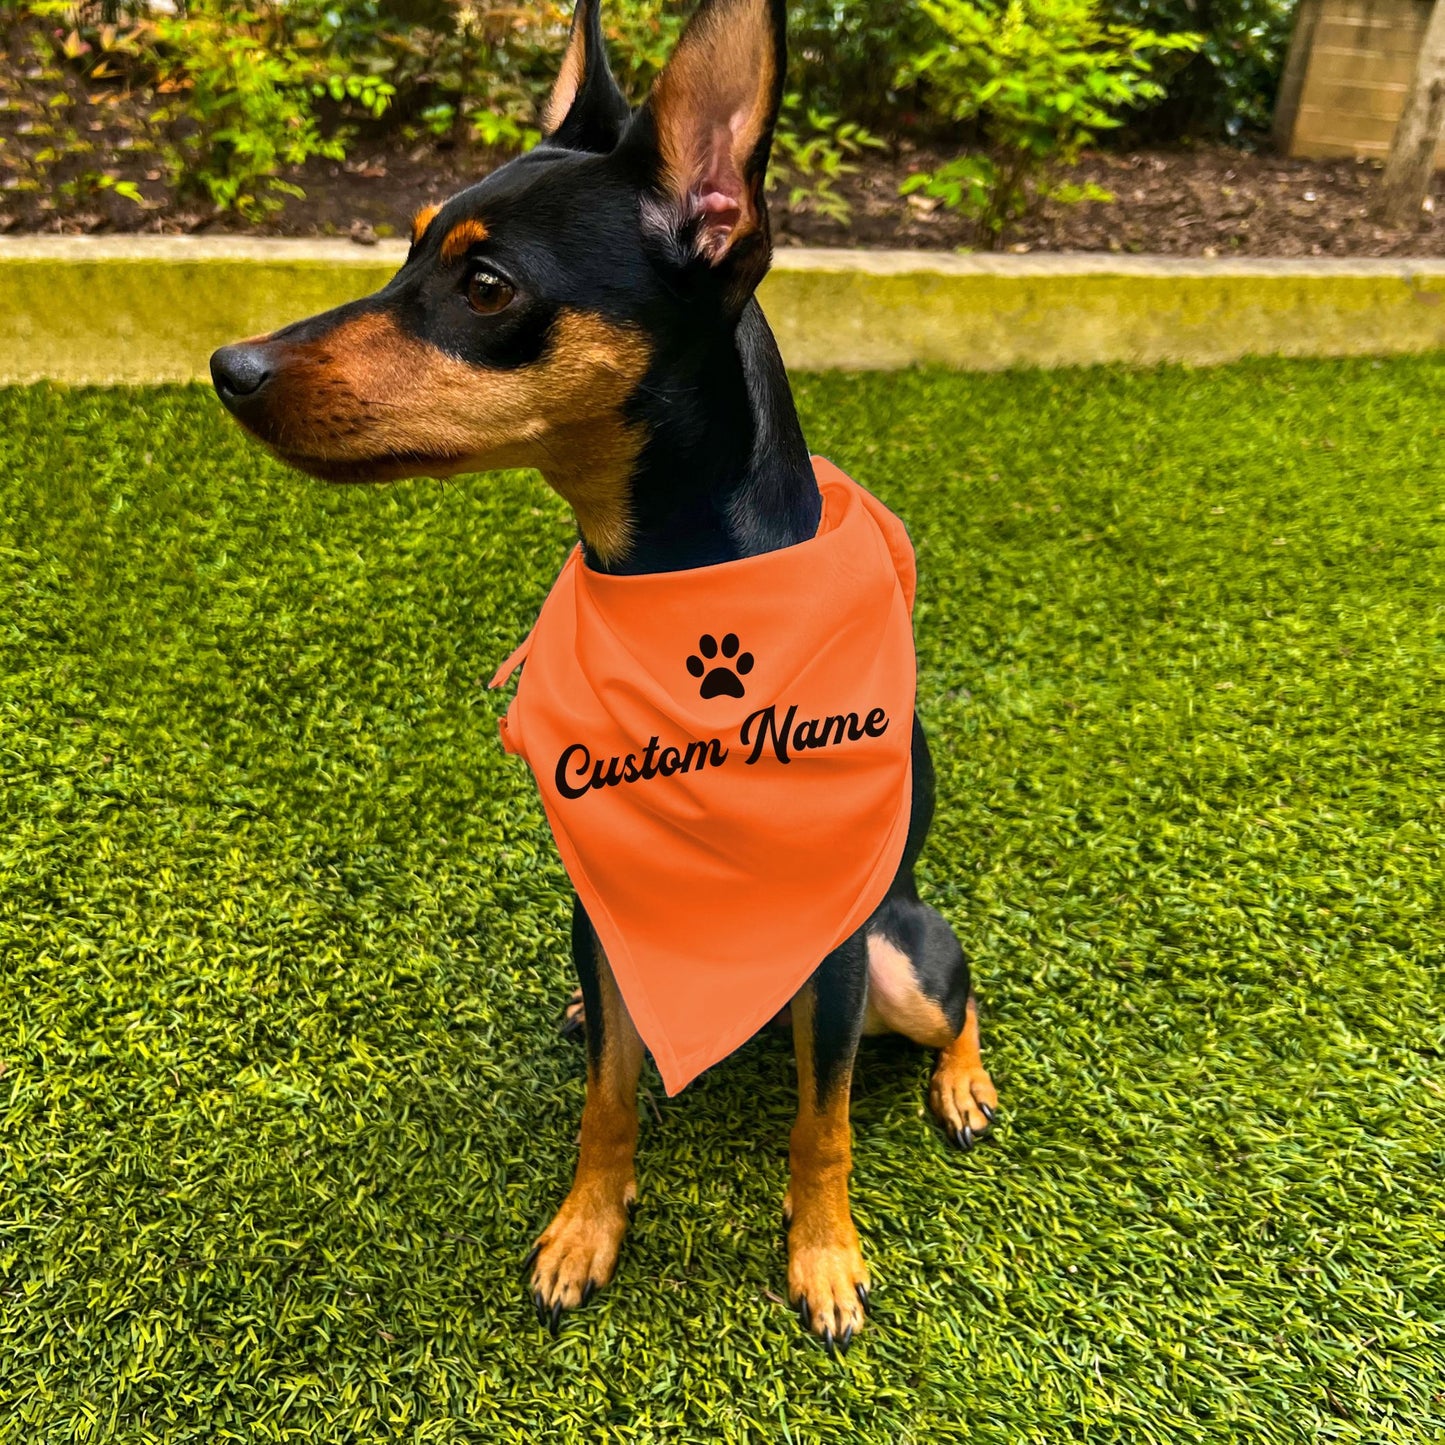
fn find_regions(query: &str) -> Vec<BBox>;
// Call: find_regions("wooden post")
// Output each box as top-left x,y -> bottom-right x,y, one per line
1272,0 -> 1323,157
1377,0 -> 1445,227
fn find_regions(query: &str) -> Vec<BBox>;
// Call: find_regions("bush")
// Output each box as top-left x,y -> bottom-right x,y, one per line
898,0 -> 1200,244
8,0 -> 394,219
769,95 -> 884,227
787,0 -> 936,131
282,0 -> 554,149
149,2 -> 357,217
1103,0 -> 1297,139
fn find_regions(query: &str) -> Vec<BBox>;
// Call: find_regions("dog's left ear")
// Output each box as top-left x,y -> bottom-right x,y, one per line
626,0 -> 787,309
541,0 -> 631,154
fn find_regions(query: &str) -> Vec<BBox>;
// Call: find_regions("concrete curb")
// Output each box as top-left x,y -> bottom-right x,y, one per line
4,237 -> 1444,382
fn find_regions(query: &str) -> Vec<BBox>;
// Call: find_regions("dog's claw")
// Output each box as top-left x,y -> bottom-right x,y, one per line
521,1244 -> 540,1277
581,1279 -> 595,1306
548,1300 -> 562,1337
980,1101 -> 996,1124
532,1290 -> 546,1325
856,1282 -> 869,1309
962,1123 -> 975,1150
822,1326 -> 836,1356
839,1324 -> 855,1355
798,1297 -> 811,1331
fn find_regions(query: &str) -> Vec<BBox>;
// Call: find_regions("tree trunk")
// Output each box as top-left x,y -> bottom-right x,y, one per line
1377,0 -> 1445,228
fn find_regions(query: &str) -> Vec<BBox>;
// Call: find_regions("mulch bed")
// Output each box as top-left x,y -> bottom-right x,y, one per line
832,145 -> 1445,259
7,130 -> 1444,259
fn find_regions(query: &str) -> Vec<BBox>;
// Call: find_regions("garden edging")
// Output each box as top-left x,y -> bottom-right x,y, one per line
4,236 -> 1444,383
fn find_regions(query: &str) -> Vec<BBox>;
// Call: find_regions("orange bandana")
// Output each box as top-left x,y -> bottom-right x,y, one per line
491,458 -> 917,1094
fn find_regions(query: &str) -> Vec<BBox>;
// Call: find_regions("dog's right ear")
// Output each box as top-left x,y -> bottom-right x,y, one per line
540,0 -> 631,154
622,0 -> 787,314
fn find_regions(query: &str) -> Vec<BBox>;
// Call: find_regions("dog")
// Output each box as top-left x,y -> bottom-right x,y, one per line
209,0 -> 997,1354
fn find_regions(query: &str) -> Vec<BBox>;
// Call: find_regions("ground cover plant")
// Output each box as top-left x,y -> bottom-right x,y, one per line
1,357 -> 1443,1441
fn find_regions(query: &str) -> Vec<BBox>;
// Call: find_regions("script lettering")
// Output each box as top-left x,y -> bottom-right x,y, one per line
740,703 -> 798,765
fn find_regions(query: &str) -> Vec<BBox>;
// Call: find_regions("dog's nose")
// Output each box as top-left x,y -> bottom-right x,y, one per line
210,343 -> 273,409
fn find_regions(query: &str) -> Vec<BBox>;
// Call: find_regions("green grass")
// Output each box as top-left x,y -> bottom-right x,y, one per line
1,357 -> 1443,1443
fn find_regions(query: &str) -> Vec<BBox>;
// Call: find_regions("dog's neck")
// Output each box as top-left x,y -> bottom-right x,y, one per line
578,299 -> 821,576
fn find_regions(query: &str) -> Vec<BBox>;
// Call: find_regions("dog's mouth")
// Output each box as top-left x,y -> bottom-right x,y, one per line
262,444 -> 476,487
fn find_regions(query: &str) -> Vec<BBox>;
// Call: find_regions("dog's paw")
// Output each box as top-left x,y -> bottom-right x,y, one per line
929,1056 -> 998,1151
524,1183 -> 634,1335
786,1235 -> 869,1355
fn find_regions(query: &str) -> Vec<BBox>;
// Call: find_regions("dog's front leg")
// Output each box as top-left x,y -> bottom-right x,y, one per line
526,898 -> 642,1333
784,929 -> 870,1353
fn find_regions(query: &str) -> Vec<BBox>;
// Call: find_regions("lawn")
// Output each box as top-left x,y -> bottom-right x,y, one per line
1,357 -> 1442,1444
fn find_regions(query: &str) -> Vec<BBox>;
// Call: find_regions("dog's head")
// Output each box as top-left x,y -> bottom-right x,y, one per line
209,0 -> 787,562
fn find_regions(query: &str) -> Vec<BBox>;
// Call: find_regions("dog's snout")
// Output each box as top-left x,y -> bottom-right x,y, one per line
210,343 -> 273,409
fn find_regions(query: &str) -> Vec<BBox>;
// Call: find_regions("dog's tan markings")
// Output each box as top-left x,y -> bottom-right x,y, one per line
410,203 -> 442,246
528,940 -> 643,1326
861,933 -> 954,1044
542,1 -> 589,135
784,981 -> 869,1348
650,0 -> 775,257
255,308 -> 649,563
439,217 -> 490,262
929,996 -> 998,1145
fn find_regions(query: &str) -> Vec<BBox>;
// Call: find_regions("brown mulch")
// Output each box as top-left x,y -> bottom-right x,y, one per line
813,145 -> 1445,258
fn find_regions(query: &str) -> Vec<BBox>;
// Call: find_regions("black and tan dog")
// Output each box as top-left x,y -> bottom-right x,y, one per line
210,0 -> 997,1353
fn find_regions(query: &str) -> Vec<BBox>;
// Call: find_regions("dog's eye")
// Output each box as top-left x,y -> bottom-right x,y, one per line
466,270 -> 515,316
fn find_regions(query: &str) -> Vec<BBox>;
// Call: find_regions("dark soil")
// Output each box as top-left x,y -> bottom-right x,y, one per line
4,31 -> 1442,257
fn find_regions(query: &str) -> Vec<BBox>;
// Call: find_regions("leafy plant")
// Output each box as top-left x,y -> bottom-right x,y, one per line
601,0 -> 689,101
769,96 -> 885,227
471,109 -> 540,151
0,7 -> 157,209
1103,0 -> 1297,139
898,0 -> 1200,244
149,1 -> 392,218
787,0 -> 938,132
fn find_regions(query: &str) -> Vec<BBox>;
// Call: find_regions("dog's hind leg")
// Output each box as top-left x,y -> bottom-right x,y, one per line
864,714 -> 999,1149
863,894 -> 998,1150
526,896 -> 643,1332
784,930 -> 871,1353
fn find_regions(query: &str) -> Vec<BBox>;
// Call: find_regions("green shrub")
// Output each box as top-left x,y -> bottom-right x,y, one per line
0,4 -> 159,209
770,96 -> 885,228
787,0 -> 937,131
149,1 -> 392,218
601,0 -> 689,100
1103,0 -> 1296,139
899,0 -> 1199,244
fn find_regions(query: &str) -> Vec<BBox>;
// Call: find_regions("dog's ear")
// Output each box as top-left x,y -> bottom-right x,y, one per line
541,0 -> 631,154
627,0 -> 786,309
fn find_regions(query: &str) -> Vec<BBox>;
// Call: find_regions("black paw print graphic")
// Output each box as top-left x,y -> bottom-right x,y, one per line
686,632 -> 755,699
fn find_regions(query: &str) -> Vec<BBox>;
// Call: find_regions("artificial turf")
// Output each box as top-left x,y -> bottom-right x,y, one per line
1,357 -> 1442,1443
